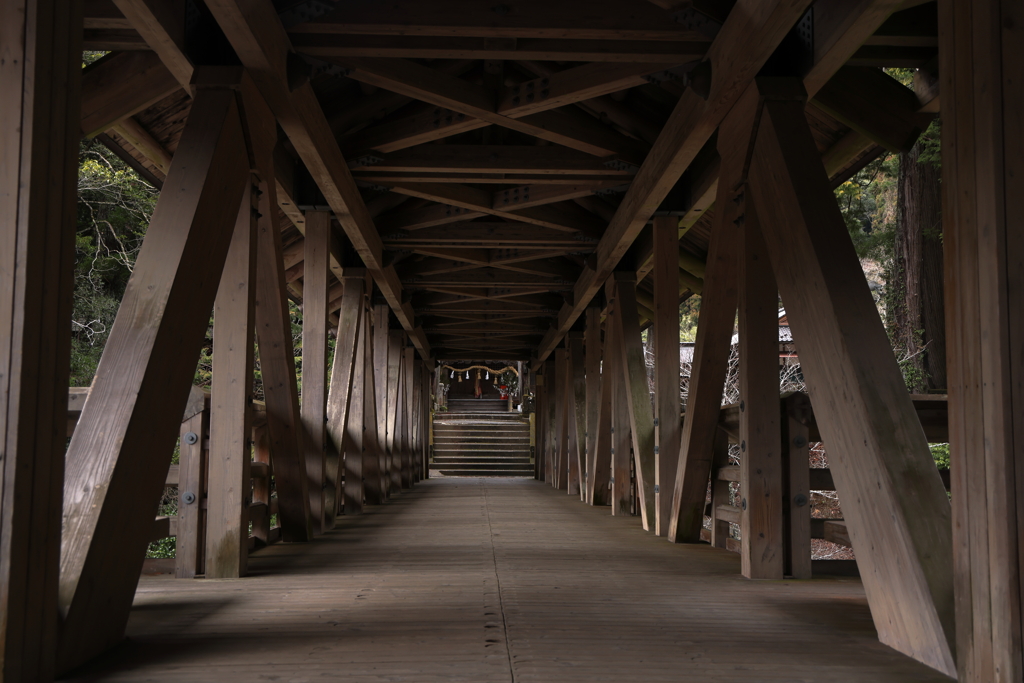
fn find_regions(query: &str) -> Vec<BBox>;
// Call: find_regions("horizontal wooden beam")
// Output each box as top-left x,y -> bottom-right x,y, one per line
349,144 -> 637,175
534,0 -> 906,363
80,50 -> 180,137
290,0 -> 706,40
333,57 -> 652,162
294,34 -> 709,62
204,0 -> 431,358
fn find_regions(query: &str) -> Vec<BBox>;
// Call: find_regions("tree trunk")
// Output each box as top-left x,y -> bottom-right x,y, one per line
892,139 -> 945,392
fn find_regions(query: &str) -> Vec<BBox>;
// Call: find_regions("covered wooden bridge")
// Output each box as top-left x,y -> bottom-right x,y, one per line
1,0 -> 1020,681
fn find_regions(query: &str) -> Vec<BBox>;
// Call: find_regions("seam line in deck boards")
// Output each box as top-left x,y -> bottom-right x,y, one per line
484,481 -> 517,683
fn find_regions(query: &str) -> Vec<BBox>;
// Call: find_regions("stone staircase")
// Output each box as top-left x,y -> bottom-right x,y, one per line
431,398 -> 533,477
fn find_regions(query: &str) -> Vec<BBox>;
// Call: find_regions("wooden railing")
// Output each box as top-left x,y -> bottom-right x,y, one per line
697,392 -> 949,576
68,386 -> 281,577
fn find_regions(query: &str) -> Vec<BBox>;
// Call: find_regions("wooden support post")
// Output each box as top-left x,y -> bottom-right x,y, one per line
748,79 -> 955,675
668,87 -> 749,543
206,178 -> 258,578
537,361 -> 552,482
363,306 -> 385,504
709,428 -> 731,549
737,202 -> 783,579
343,294 -> 368,515
611,274 -> 656,531
175,407 -> 208,578
326,271 -> 364,521
552,349 -> 569,490
568,332 -> 587,498
403,346 -> 416,488
940,0 -> 1024,678
387,330 -> 403,493
423,361 -> 432,480
246,81 -> 312,544
653,215 -> 681,536
606,285 -> 633,516
781,393 -> 811,579
585,308 -> 611,505
372,304 -> 390,498
301,211 -> 330,534
58,80 -> 250,672
0,1 -> 80,677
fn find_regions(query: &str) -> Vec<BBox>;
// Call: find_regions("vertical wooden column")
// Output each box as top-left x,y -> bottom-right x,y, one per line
0,2 -> 80,678
567,332 -> 587,498
533,368 -> 545,480
403,346 -> 416,488
781,393 -> 811,579
363,306 -> 385,504
206,178 -> 258,578
653,216 -> 682,536
326,271 -> 364,521
941,0 -> 1024,678
175,407 -> 208,578
386,330 -> 403,493
245,80 -> 311,544
371,304 -> 390,498
552,349 -> 569,490
606,285 -> 633,516
748,79 -> 955,675
668,86 -> 749,543
585,308 -> 611,505
343,295 -> 368,515
300,211 -> 330,534
611,274 -> 656,531
421,362 -> 430,481
736,203 -> 783,579
58,79 -> 250,673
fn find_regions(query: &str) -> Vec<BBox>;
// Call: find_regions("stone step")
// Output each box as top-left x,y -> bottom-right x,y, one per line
435,445 -> 531,451
432,438 -> 532,444
433,456 -> 531,463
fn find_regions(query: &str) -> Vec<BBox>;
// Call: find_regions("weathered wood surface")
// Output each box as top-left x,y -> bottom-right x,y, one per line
58,82 -> 249,673
301,211 -> 331,535
206,180 -> 258,578
70,479 -> 952,683
667,83 -> 748,544
567,332 -> 587,499
749,80 -> 955,675
940,0 -> 1024,680
584,307 -> 611,505
653,215 -> 680,536
736,204 -> 783,580
0,2 -> 80,678
610,275 -> 656,531
326,271 -> 364,521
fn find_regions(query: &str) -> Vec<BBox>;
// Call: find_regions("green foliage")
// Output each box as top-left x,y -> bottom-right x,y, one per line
71,139 -> 158,386
679,296 -> 700,342
930,443 -> 950,470
835,154 -> 899,262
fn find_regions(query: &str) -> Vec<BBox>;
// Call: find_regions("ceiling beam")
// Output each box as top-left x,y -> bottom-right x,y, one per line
332,58 -> 657,162
294,34 -> 710,62
349,144 -> 637,176
535,0 -> 907,363
290,0 -> 706,41
204,0 -> 430,357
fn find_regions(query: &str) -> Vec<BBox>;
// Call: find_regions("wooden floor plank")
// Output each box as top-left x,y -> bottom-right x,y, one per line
67,479 -> 952,683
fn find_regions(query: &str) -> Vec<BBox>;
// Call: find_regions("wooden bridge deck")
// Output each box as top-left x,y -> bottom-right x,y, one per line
68,479 -> 952,683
